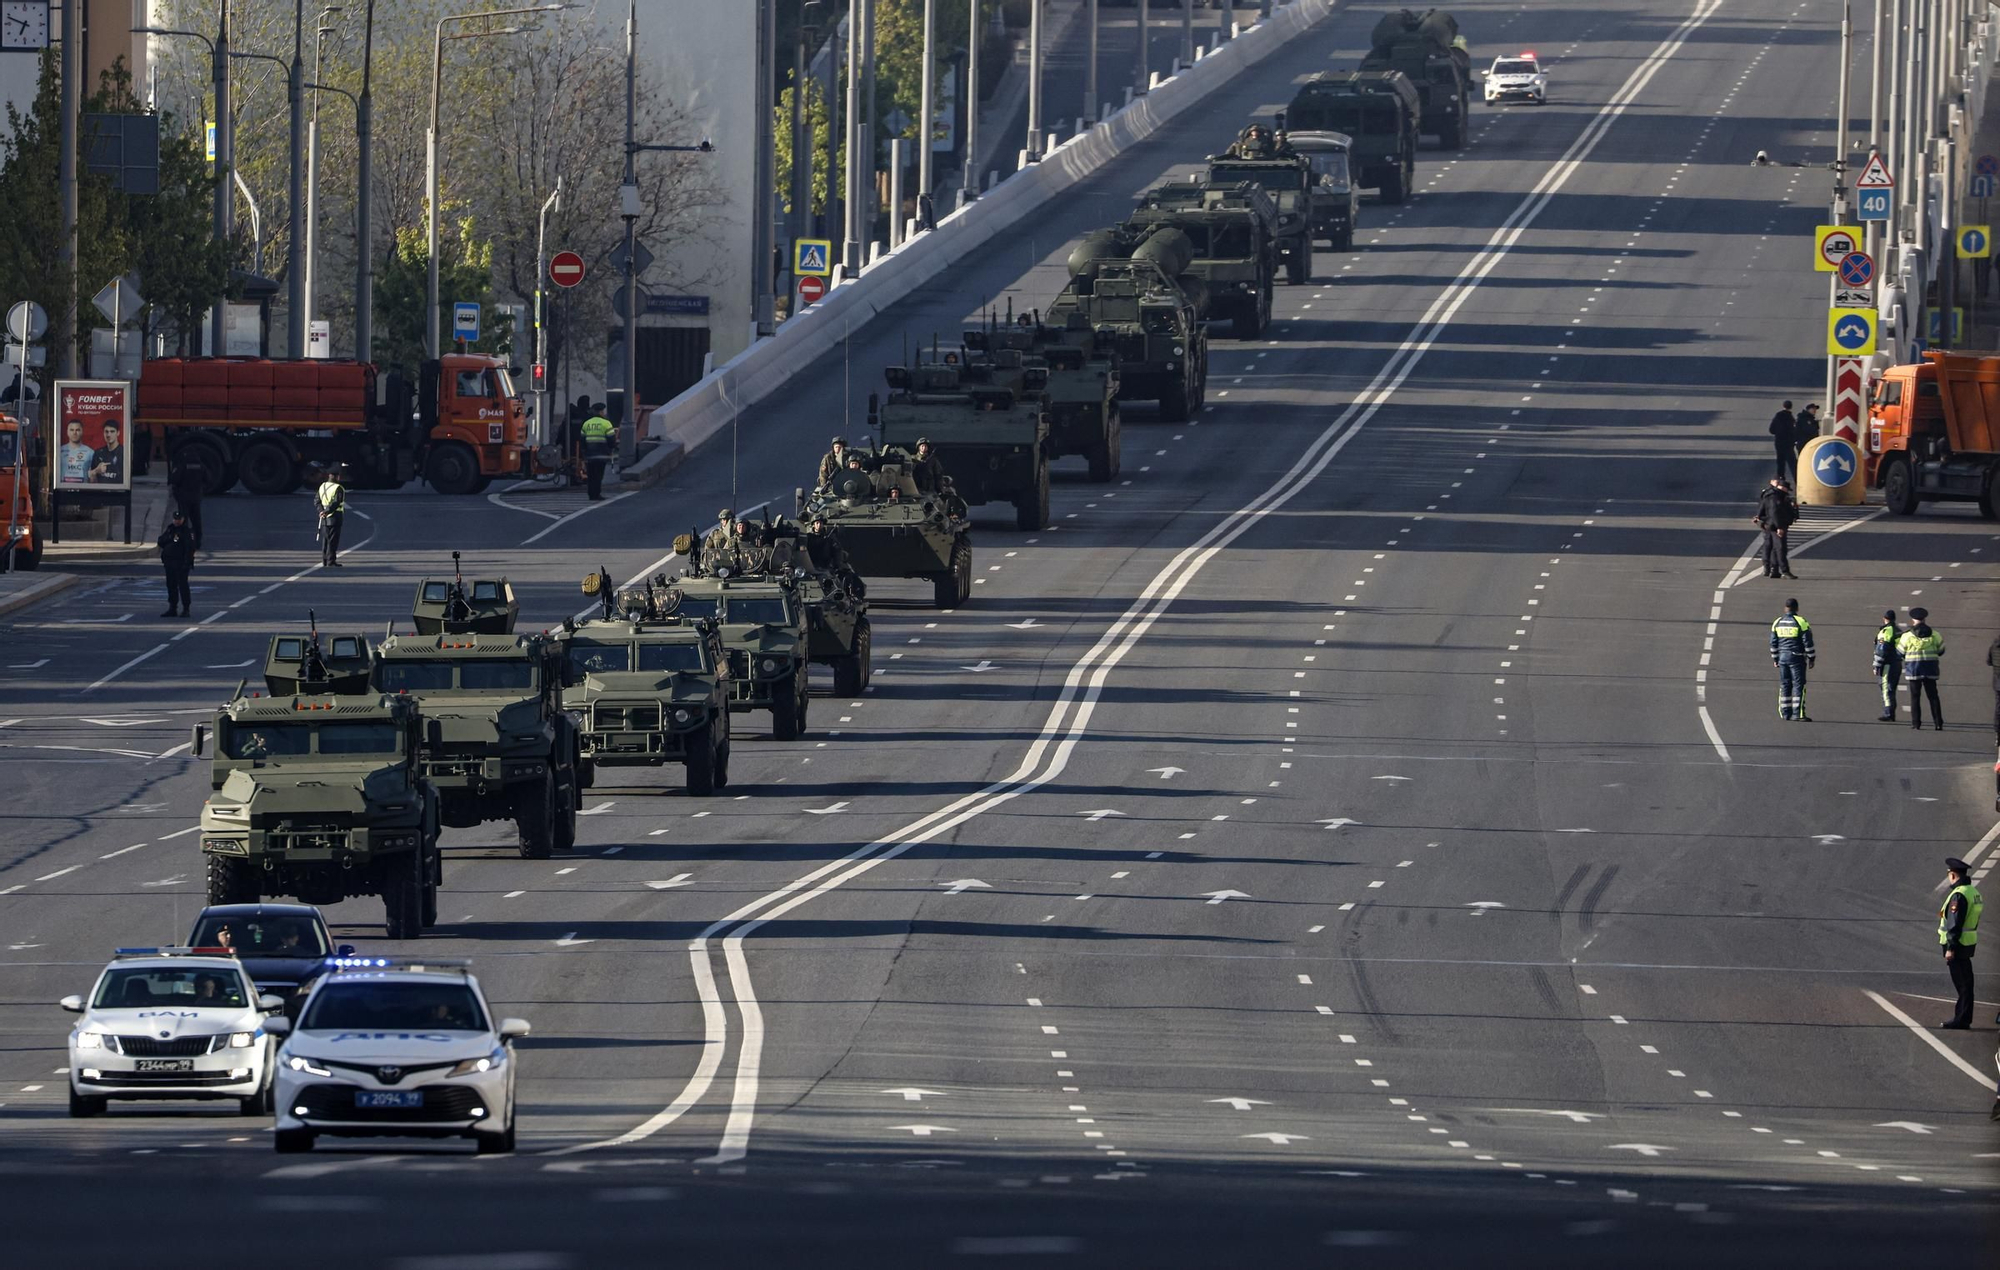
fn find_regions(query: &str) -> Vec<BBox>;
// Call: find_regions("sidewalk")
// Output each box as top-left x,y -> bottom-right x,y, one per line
0,568 -> 82,617
41,472 -> 171,566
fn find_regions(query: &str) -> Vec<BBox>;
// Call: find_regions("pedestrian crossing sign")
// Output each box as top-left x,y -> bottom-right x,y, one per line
793,238 -> 833,278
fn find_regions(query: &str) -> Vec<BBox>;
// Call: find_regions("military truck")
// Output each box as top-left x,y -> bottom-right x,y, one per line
801,451 -> 973,607
1205,126 -> 1318,284
369,562 -> 583,859
191,619 -> 443,940
969,312 -> 1121,482
1279,130 -> 1362,251
1361,9 -> 1471,150
871,350 -> 1052,531
554,570 -> 733,795
1052,237 -> 1208,422
1286,71 -> 1421,203
1125,184 -> 1278,337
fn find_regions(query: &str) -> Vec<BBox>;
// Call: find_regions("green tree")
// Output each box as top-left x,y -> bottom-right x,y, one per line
372,219 -> 513,373
775,74 -> 837,219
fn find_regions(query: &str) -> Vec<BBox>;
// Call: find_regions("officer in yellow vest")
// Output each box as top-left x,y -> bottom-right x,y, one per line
315,466 -> 347,567
1939,856 -> 1983,1029
579,405 -> 616,501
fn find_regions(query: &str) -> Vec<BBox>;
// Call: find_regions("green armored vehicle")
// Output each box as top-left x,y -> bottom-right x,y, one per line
1361,8 -> 1471,150
1287,71 -> 1421,203
1052,239 -> 1208,422
1205,126 -> 1318,284
801,450 -> 973,607
1125,184 -> 1279,337
1280,130 -> 1362,250
192,619 -> 442,940
554,570 -> 733,795
769,532 -> 875,694
370,562 -> 582,859
968,312 -> 1120,482
871,350 -> 1052,531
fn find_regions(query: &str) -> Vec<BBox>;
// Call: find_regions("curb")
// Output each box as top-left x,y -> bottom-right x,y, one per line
0,570 -> 84,618
619,440 -> 687,489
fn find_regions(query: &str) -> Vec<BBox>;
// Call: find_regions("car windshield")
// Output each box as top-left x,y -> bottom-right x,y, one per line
637,642 -> 706,672
1210,164 -> 1302,192
460,659 -> 534,690
672,596 -> 719,620
1314,154 -> 1350,184
0,430 -> 18,468
191,914 -> 329,958
300,980 -> 488,1031
317,723 -> 400,755
94,967 -> 249,1009
1494,59 -> 1537,75
376,661 -> 456,692
224,723 -> 312,758
725,597 -> 790,625
567,642 -> 629,676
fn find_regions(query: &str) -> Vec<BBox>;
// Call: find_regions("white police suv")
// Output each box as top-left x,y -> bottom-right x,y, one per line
1484,53 -> 1548,105
264,956 -> 528,1154
61,947 -> 284,1117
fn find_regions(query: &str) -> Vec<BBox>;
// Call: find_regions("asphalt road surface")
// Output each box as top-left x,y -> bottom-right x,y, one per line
4,1 -> 1997,1265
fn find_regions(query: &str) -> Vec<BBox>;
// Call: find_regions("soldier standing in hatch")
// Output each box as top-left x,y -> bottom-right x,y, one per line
817,436 -> 850,490
910,438 -> 942,494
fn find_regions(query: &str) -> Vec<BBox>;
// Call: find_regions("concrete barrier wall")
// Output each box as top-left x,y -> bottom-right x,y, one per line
632,0 -> 1340,476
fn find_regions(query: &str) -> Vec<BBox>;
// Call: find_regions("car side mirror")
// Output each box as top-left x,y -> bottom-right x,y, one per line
498,1017 -> 531,1041
337,944 -> 355,957
59,995 -> 84,1013
263,1016 -> 292,1037
190,723 -> 207,758
258,994 -> 285,1013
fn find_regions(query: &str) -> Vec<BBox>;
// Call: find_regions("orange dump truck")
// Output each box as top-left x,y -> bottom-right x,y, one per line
0,412 -> 41,569
1868,350 -> 2000,517
134,354 -> 528,496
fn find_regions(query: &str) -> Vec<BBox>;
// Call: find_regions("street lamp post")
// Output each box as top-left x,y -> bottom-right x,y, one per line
1026,0 -> 1043,158
302,6 -> 344,346
287,0 -> 307,356
535,176 -> 561,449
963,0 -> 979,203
134,21 -> 230,355
918,0 -> 935,204
356,0 -> 376,362
427,5 -> 568,362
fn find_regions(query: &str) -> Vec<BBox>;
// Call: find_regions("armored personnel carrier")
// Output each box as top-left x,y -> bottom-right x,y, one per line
553,570 -> 733,796
370,558 -> 582,858
1052,235 -> 1208,422
1205,126 -> 1317,284
801,451 -> 973,608
1124,185 -> 1278,337
192,617 -> 442,940
871,350 -> 1052,531
968,311 -> 1120,482
1287,71 -> 1421,203
1361,8 -> 1471,150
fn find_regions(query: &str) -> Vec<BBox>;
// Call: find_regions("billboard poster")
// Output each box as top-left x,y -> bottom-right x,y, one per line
51,379 -> 133,493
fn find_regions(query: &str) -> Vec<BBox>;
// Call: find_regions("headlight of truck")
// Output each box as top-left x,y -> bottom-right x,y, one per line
449,1046 -> 507,1078
228,1031 -> 257,1049
758,658 -> 779,675
672,707 -> 693,724
74,1030 -> 106,1050
204,837 -> 249,855
287,1055 -> 333,1076
209,804 -> 249,821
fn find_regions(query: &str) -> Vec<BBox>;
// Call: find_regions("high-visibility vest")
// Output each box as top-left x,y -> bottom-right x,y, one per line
317,480 -> 345,513
1940,882 -> 1983,947
580,415 -> 615,445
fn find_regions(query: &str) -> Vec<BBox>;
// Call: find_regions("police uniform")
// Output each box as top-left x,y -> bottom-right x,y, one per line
1898,608 -> 1945,730
157,513 -> 197,617
579,410 -> 616,500
1874,611 -> 1904,722
1940,858 -> 1983,1029
1768,602 -> 1815,721
316,473 -> 347,566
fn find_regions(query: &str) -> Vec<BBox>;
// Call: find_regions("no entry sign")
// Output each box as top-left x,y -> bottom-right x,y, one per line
797,275 -> 827,307
549,251 -> 586,289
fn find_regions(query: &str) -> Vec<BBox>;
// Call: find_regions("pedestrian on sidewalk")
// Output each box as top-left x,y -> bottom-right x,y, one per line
315,466 -> 347,567
169,453 -> 206,548
1939,856 -> 1982,1030
1874,610 -> 1904,722
1753,478 -> 1797,578
1769,597 -> 1815,721
1899,607 -> 1946,730
1768,399 -> 1797,481
157,510 -> 196,618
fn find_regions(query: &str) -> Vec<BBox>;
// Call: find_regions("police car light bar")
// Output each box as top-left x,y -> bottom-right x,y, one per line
327,956 -> 472,973
113,946 -> 235,958
1520,50 -> 1537,58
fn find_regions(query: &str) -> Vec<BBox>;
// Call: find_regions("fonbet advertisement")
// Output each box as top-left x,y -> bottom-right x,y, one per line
51,380 -> 133,493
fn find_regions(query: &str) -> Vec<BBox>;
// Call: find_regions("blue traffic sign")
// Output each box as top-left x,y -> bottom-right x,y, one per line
1811,438 -> 1857,488
1856,188 -> 1891,222
1978,153 -> 2000,176
1975,174 -> 1999,199
1836,252 -> 1874,287
1829,311 -> 1875,354
452,302 -> 480,340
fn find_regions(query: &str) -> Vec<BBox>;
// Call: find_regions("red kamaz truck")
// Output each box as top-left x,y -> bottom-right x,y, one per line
1867,350 -> 2000,517
135,354 -> 528,496
0,412 -> 42,569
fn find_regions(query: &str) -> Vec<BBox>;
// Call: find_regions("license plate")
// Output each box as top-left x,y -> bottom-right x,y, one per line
356,1090 -> 423,1108
136,1059 -> 195,1073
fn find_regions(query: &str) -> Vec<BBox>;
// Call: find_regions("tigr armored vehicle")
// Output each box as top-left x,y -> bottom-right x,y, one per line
969,312 -> 1121,482
871,349 -> 1053,531
1205,126 -> 1319,284
1286,71 -> 1421,203
1053,235 -> 1209,422
554,570 -> 733,796
192,619 -> 442,941
802,450 -> 973,608
1124,184 -> 1279,337
669,534 -> 812,739
370,562 -> 583,859
1278,130 -> 1362,251
1361,8 -> 1471,150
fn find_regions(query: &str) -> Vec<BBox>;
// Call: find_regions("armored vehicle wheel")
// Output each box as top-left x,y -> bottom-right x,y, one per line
206,854 -> 259,906
273,1129 -> 315,1153
1286,246 -> 1311,286
1882,458 -> 1919,515
11,537 -> 40,570
773,674 -> 802,740
1159,377 -> 1191,423
716,740 -> 731,790
1380,165 -> 1407,205
1236,295 -> 1265,339
1014,460 -> 1051,532
382,848 -> 424,940
1446,110 -> 1469,150
578,757 -> 596,790
516,772 -> 556,859
424,442 -> 484,496
553,776 -> 578,852
834,619 -> 873,695
69,1087 -> 107,1117
422,871 -> 439,928
934,538 -> 972,607
685,725 -> 719,797
1087,409 -> 1121,483
1334,225 -> 1354,251
1979,473 -> 1999,521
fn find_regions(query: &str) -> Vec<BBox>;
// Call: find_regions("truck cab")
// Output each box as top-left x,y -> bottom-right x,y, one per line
0,413 -> 41,570
1868,352 -> 2000,517
424,356 -> 529,495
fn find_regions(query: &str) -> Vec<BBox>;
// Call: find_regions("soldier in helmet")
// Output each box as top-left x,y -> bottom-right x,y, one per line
910,437 -> 942,494
703,509 -> 738,570
816,436 -> 850,490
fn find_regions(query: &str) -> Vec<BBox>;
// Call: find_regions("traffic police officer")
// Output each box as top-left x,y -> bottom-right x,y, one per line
1769,598 -> 1815,721
157,510 -> 197,618
579,405 -> 616,500
1874,610 -> 1904,722
1898,607 -> 1946,730
315,466 -> 347,567
1940,857 -> 1983,1029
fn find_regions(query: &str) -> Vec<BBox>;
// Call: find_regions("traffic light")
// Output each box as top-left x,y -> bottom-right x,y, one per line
530,363 -> 546,390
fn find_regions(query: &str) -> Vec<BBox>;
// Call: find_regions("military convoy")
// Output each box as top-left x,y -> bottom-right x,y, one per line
1053,235 -> 1208,422
1125,184 -> 1279,336
1205,127 -> 1320,284
804,449 -> 975,607
1279,131 -> 1362,251
870,351 -> 1053,531
1361,8 -> 1472,151
970,313 -> 1122,483
1287,71 -> 1422,203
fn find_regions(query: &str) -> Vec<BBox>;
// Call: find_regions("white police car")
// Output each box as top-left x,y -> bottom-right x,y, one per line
1484,53 -> 1548,105
60,948 -> 283,1117
264,957 -> 528,1154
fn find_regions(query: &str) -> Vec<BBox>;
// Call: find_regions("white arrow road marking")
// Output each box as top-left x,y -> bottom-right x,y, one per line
8,943 -> 44,950
1242,1132 -> 1309,1145
204,660 -> 255,669
1371,775 -> 1412,782
1202,890 -> 1250,905
555,932 -> 596,947
1873,1121 -> 1935,1134
80,717 -> 165,727
1555,828 -> 1595,834
1147,766 -> 1185,779
961,660 -> 996,673
1496,1109 -> 1603,1123
1080,809 -> 1125,822
1812,834 -> 1846,845
645,874 -> 695,890
805,802 -> 850,815
1208,1097 -> 1272,1111
887,1124 -> 954,1137
882,1088 -> 946,1102
538,1157 -> 678,1175
1465,902 -> 1506,915
578,802 -> 617,816
1607,1143 -> 1673,1157
939,879 -> 991,895
1006,619 -> 1042,629
1317,818 -> 1361,830
9,659 -> 48,669
141,875 -> 188,888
